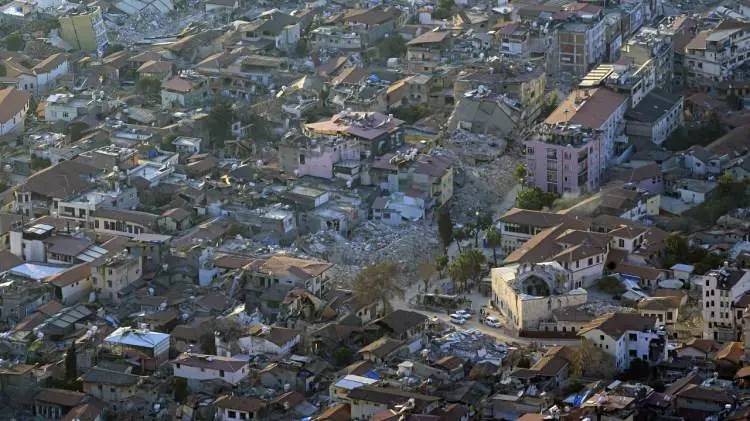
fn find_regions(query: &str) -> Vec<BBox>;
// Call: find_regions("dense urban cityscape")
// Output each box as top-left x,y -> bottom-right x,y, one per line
0,0 -> 749,419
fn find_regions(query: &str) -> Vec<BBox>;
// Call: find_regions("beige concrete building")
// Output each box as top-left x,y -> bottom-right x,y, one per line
91,251 -> 142,302
490,262 -> 588,332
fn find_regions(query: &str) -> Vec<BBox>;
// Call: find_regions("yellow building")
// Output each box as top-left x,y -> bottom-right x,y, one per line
59,7 -> 109,54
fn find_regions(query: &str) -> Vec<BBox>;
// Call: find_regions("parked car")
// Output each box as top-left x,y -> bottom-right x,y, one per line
456,309 -> 472,319
450,314 -> 467,324
485,316 -> 502,328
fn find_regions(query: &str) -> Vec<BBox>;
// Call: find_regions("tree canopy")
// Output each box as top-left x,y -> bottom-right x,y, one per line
353,262 -> 405,314
207,99 -> 234,148
448,249 -> 485,292
437,207 -> 453,252
516,187 -> 557,210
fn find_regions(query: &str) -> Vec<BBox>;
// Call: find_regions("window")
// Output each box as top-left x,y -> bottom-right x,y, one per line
220,370 -> 225,377
618,239 -> 625,247
629,349 -> 636,356
175,363 -> 180,369
228,411 -> 237,419
588,257 -> 593,266
628,333 -> 637,341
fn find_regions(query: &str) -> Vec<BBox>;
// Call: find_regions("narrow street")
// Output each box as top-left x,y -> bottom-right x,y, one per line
392,276 -> 580,347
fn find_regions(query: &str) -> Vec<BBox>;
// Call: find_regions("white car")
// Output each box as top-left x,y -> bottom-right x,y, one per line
449,314 -> 467,324
455,309 -> 472,319
484,316 -> 502,328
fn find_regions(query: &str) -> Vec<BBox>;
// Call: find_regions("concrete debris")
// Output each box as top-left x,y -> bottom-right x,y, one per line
433,328 -> 507,363
579,301 -> 638,317
443,130 -> 519,222
105,3 -> 206,45
300,221 -> 440,283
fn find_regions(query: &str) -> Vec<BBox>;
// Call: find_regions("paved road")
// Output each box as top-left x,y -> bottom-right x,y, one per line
395,180 -> 579,346
392,280 -> 579,347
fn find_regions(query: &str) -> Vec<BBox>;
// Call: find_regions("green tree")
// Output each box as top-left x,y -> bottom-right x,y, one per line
437,207 -> 453,252
453,226 -> 469,253
433,0 -> 454,19
207,99 -> 234,148
353,262 -> 405,314
66,121 -> 89,142
136,77 -> 162,103
4,32 -> 24,51
514,164 -> 526,184
597,276 -> 625,295
160,134 -> 178,152
471,212 -> 493,248
619,358 -> 650,381
436,255 -> 448,278
199,332 -> 216,354
377,34 -> 407,58
516,187 -> 557,210
64,344 -> 77,383
295,38 -> 309,57
540,91 -> 559,119
174,377 -> 188,402
485,228 -> 502,266
0,63 -> 6,77
662,233 -> 690,268
333,347 -> 353,367
30,155 -> 51,171
392,104 -> 431,124
448,249 -> 485,292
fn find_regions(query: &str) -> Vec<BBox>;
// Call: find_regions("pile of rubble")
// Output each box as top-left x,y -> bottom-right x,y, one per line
432,328 -> 507,363
443,131 -> 520,221
579,301 -> 638,317
300,221 -> 440,283
105,6 -> 206,45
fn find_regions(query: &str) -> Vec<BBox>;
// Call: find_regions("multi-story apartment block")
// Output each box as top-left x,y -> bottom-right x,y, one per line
620,27 -> 674,93
544,87 -> 628,164
58,7 -> 109,55
685,20 -> 750,88
552,5 -> 606,76
91,251 -> 142,302
406,31 -> 452,74
702,267 -> 750,342
524,124 -> 605,196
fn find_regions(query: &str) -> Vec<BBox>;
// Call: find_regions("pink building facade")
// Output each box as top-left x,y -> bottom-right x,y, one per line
524,125 -> 605,196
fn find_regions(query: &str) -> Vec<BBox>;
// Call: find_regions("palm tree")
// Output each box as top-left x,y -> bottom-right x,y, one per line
453,227 -> 469,253
485,228 -> 502,266
353,262 -> 405,314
